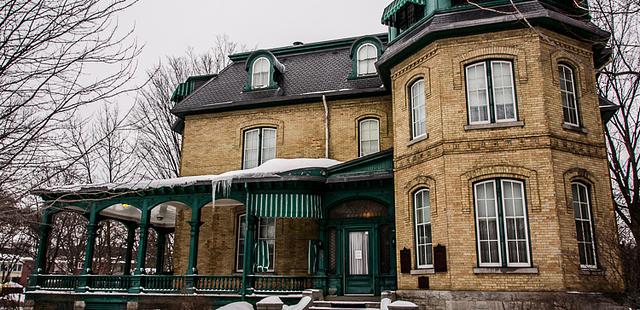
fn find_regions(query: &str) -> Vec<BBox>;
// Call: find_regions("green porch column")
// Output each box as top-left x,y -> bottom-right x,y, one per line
186,207 -> 202,275
77,205 -> 98,292
123,223 -> 136,276
240,213 -> 256,298
129,203 -> 150,294
34,211 -> 53,274
155,229 -> 167,274
134,206 -> 151,275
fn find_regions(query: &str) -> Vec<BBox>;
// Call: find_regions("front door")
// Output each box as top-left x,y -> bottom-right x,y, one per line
344,230 -> 373,294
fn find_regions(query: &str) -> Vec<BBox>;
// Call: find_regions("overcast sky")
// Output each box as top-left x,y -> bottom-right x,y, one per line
121,0 -> 390,76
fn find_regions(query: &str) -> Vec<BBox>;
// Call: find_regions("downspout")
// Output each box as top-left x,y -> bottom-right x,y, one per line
322,95 -> 330,158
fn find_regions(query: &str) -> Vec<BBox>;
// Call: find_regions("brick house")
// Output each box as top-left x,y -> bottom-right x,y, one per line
27,0 -> 625,308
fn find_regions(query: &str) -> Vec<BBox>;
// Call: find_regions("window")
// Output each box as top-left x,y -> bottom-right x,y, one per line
414,189 -> 433,268
572,182 -> 597,269
235,214 -> 276,272
357,43 -> 377,76
243,127 -> 276,169
252,57 -> 270,89
14,263 -> 22,272
474,179 -> 531,267
465,60 -> 517,125
559,65 -> 580,126
410,79 -> 426,139
359,118 -> 380,157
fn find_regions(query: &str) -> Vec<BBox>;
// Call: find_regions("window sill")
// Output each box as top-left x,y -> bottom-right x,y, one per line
410,268 -> 435,275
579,268 -> 605,276
562,123 -> 588,134
464,121 -> 525,131
407,134 -> 429,147
473,267 -> 538,274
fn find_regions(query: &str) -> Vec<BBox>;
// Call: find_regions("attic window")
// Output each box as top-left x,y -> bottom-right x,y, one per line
252,57 -> 270,89
357,44 -> 378,76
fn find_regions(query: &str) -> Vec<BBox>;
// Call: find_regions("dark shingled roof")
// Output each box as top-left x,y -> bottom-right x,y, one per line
172,34 -> 389,117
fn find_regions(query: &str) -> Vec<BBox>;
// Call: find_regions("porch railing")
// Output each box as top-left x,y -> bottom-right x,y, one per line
251,275 -> 314,293
30,274 -> 315,295
194,275 -> 242,293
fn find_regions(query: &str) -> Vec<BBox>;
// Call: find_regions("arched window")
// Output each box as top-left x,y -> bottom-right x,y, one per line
243,127 -> 276,169
359,118 -> 380,157
414,188 -> 432,268
474,179 -> 530,267
410,79 -> 426,139
571,182 -> 597,269
559,64 -> 580,127
357,43 -> 378,76
252,57 -> 270,89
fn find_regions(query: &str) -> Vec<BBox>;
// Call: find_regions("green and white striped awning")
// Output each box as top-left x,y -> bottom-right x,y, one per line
247,193 -> 323,219
382,0 -> 426,24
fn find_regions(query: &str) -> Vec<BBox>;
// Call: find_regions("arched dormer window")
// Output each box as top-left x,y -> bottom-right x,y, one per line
252,57 -> 270,89
357,43 -> 378,76
349,36 -> 384,79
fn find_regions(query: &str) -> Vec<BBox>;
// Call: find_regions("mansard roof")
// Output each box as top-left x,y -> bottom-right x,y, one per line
172,34 -> 389,117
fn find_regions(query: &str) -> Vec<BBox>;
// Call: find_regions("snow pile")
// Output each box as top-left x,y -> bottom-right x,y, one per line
42,158 -> 342,194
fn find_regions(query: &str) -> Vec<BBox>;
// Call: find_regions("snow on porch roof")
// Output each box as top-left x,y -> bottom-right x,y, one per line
38,158 -> 342,195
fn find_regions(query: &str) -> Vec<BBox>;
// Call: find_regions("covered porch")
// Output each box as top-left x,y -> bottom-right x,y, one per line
26,152 -> 396,304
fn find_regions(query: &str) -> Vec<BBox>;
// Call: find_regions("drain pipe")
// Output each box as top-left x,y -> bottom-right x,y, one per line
322,95 -> 330,158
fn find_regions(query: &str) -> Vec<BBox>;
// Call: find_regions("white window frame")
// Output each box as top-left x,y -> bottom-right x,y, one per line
358,118 -> 380,157
474,180 -> 502,267
490,61 -> 518,123
235,214 -> 277,272
357,43 -> 378,76
410,79 -> 426,139
572,182 -> 598,269
500,179 -> 531,267
474,179 -> 531,268
559,64 -> 580,127
242,127 -> 277,169
252,57 -> 270,89
414,189 -> 433,269
465,62 -> 491,125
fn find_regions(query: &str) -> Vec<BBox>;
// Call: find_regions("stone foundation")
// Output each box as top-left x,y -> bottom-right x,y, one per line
396,290 -> 627,310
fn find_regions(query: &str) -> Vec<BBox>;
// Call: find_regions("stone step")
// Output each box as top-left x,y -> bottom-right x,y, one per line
310,307 -> 379,310
312,300 -> 380,309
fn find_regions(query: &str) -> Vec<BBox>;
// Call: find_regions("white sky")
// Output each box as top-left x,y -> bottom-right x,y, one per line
121,0 -> 390,78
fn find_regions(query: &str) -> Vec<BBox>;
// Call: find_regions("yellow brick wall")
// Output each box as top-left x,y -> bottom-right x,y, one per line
175,96 -> 393,275
390,28 -> 623,292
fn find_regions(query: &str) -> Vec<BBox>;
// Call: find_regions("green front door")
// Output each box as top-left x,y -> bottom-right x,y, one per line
344,229 -> 374,295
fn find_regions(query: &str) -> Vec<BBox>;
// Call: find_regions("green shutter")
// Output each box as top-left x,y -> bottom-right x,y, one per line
248,193 -> 323,219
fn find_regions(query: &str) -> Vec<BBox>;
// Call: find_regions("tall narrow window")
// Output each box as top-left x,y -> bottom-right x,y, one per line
252,57 -> 270,89
465,60 -> 517,125
235,214 -> 277,272
410,79 -> 426,139
414,189 -> 433,268
572,182 -> 597,269
559,65 -> 580,126
357,43 -> 378,76
243,127 -> 276,169
359,118 -> 380,157
474,179 -> 530,267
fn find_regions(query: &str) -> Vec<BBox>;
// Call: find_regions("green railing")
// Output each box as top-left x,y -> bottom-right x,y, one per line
30,274 -> 318,294
36,275 -> 79,291
251,275 -> 314,293
142,275 -> 186,293
194,275 -> 242,293
87,275 -> 131,291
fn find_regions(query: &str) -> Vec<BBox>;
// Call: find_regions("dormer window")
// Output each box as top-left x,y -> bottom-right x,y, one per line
252,57 -> 270,89
357,44 -> 378,76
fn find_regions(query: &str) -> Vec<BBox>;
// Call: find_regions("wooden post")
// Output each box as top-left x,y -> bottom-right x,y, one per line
240,213 -> 256,298
129,202 -> 150,294
77,204 -> 98,292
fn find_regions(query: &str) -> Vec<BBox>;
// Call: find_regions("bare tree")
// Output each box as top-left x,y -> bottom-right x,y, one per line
0,0 -> 142,201
131,35 -> 244,179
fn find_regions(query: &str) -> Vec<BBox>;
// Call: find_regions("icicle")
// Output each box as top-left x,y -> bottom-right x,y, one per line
211,180 -> 218,215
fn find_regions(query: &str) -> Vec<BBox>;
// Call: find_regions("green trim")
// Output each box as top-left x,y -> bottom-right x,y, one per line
381,0 -> 427,24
